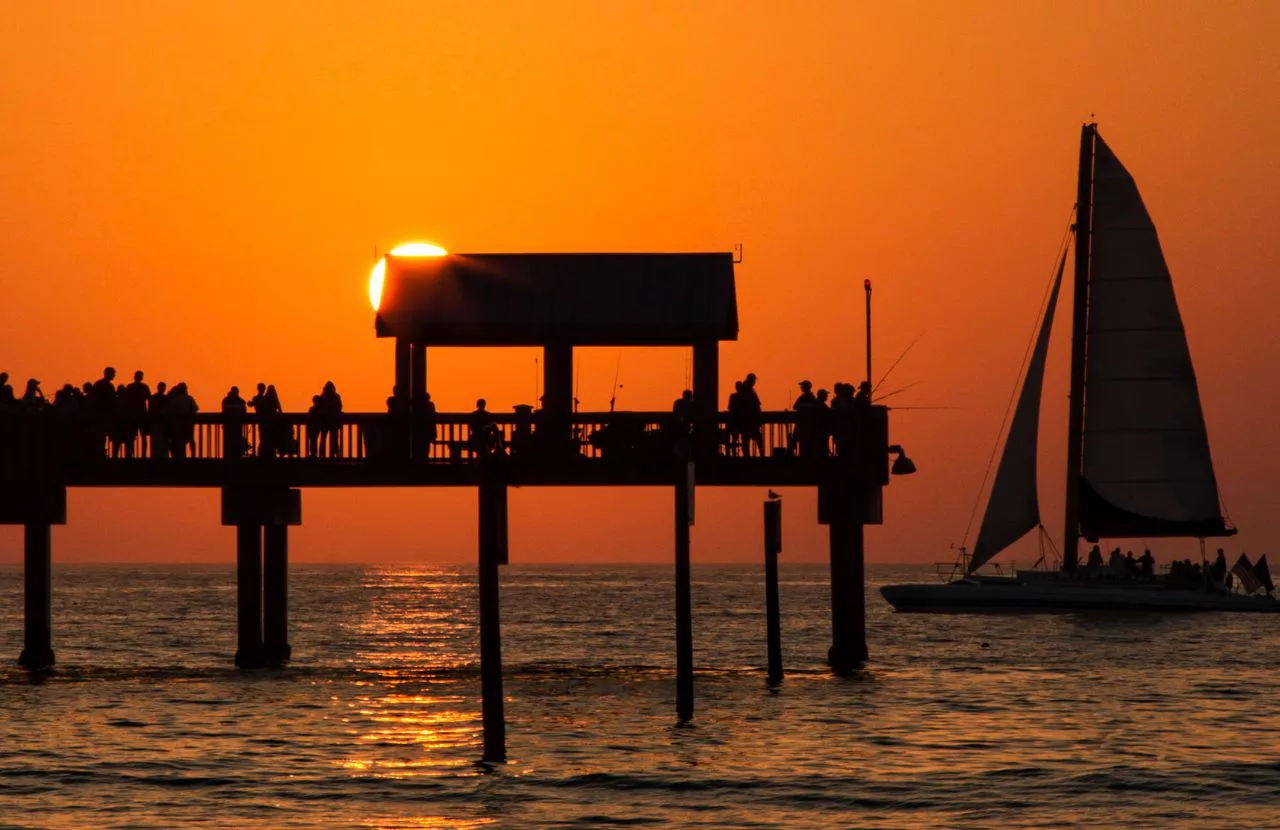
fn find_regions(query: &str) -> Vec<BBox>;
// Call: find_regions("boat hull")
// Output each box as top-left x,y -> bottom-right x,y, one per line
881,580 -> 1280,614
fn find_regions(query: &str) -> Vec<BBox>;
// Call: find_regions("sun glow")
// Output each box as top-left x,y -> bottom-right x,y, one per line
369,242 -> 447,310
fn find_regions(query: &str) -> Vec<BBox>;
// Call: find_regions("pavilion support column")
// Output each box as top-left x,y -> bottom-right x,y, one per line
826,481 -> 868,675
692,339 -> 719,457
262,524 -> 291,666
478,477 -> 507,762
410,343 -> 428,458
394,337 -> 411,400
18,523 -> 54,670
234,524 -> 265,669
674,470 -> 694,722
542,342 -> 574,453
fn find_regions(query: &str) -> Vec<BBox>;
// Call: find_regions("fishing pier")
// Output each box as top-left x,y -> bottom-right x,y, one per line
1,252 -> 905,761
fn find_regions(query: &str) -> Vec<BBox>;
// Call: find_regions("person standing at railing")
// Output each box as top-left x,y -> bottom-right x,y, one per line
148,381 -> 169,459
316,381 -> 343,458
419,392 -> 437,459
469,398 -> 500,457
19,379 -> 49,411
726,381 -> 745,456
0,373 -> 15,411
741,373 -> 764,457
166,382 -> 199,458
122,371 -> 150,458
790,380 -> 818,458
90,367 -> 118,457
222,386 -> 248,458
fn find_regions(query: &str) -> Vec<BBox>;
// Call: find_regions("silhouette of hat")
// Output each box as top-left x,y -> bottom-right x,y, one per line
799,380 -> 812,389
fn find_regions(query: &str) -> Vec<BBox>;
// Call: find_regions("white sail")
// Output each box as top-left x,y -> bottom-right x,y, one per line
968,253 -> 1066,573
1079,134 -> 1231,538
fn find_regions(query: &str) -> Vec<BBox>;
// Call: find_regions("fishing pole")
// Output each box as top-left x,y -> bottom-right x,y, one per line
873,330 -> 926,394
609,352 -> 622,413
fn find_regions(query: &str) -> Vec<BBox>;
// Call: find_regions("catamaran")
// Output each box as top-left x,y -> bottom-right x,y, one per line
881,124 -> 1277,613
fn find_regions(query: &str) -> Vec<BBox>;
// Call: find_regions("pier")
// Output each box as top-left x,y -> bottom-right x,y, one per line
1,251 -> 903,760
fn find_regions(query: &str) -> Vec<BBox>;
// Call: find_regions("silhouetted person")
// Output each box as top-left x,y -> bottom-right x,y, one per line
222,386 -> 248,457
316,381 -> 343,457
1138,549 -> 1155,581
741,373 -> 763,457
166,382 -> 199,458
20,379 -> 48,411
121,371 -> 150,457
0,372 -> 13,409
791,380 -> 820,458
469,398 -> 499,456
1108,547 -> 1125,580
854,380 -> 872,408
54,383 -> 80,412
148,381 -> 169,459
1211,548 -> 1228,584
1124,550 -> 1139,579
91,367 -> 118,457
726,380 -> 745,456
420,391 -> 438,458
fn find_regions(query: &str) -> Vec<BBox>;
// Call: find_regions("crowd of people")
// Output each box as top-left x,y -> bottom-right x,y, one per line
0,369 -> 356,460
4,368 -> 880,462
1082,544 -> 1275,596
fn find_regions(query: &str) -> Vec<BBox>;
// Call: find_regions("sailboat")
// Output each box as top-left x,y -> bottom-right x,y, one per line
881,124 -> 1278,613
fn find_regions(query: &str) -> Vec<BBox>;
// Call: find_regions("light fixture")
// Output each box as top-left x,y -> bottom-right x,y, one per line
888,444 -> 917,476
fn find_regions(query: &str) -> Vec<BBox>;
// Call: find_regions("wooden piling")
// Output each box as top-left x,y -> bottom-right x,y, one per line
674,472 -> 694,721
18,523 -> 54,669
827,482 -> 868,674
477,479 -> 507,762
234,524 -> 265,669
263,524 -> 291,665
763,499 -> 783,685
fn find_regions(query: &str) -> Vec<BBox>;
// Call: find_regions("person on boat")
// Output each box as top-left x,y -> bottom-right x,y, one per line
1139,549 -> 1155,581
1107,548 -> 1125,580
1210,549 -> 1229,585
1086,544 -> 1104,578
1124,551 -> 1139,579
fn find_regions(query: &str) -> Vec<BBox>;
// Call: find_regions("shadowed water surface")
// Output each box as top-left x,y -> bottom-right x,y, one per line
1,563 -> 1277,828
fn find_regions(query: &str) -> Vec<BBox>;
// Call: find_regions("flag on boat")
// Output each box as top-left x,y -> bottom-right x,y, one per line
1232,554 -> 1263,595
1254,555 -> 1274,595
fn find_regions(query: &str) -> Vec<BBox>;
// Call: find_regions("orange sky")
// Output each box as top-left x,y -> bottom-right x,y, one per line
1,2 -> 1277,565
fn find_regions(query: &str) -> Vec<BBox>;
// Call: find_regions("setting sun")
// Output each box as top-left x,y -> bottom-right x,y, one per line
368,242 -> 447,311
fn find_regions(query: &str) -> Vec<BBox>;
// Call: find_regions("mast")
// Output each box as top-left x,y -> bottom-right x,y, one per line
1062,122 -> 1096,573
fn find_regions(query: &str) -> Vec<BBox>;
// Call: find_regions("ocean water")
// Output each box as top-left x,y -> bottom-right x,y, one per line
1,562 -> 1277,829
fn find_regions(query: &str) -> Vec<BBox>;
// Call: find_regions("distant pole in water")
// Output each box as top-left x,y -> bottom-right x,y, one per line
864,279 -> 873,387
763,497 -> 784,685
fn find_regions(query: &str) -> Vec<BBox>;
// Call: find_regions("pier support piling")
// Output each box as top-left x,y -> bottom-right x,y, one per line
234,524 -> 265,669
764,499 -> 783,685
478,479 -> 507,762
826,482 -> 868,674
18,523 -> 55,670
263,524 -> 291,665
675,472 -> 694,721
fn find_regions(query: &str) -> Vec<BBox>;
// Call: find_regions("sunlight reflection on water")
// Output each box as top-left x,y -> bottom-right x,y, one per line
0,563 -> 1277,828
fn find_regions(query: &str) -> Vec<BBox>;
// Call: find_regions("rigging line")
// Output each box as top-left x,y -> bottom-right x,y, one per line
872,381 -> 922,403
873,330 -> 927,394
960,207 -> 1077,550
888,405 -> 960,411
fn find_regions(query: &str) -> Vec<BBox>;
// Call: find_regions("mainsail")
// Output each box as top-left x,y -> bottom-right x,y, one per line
1078,134 -> 1233,538
968,253 -> 1066,573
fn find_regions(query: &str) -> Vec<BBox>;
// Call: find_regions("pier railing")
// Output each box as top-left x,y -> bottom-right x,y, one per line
0,408 -> 888,478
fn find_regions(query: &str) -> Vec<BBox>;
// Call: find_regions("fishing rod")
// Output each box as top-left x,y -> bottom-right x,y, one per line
872,330 -> 926,394
609,352 -> 622,413
873,380 -> 922,403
